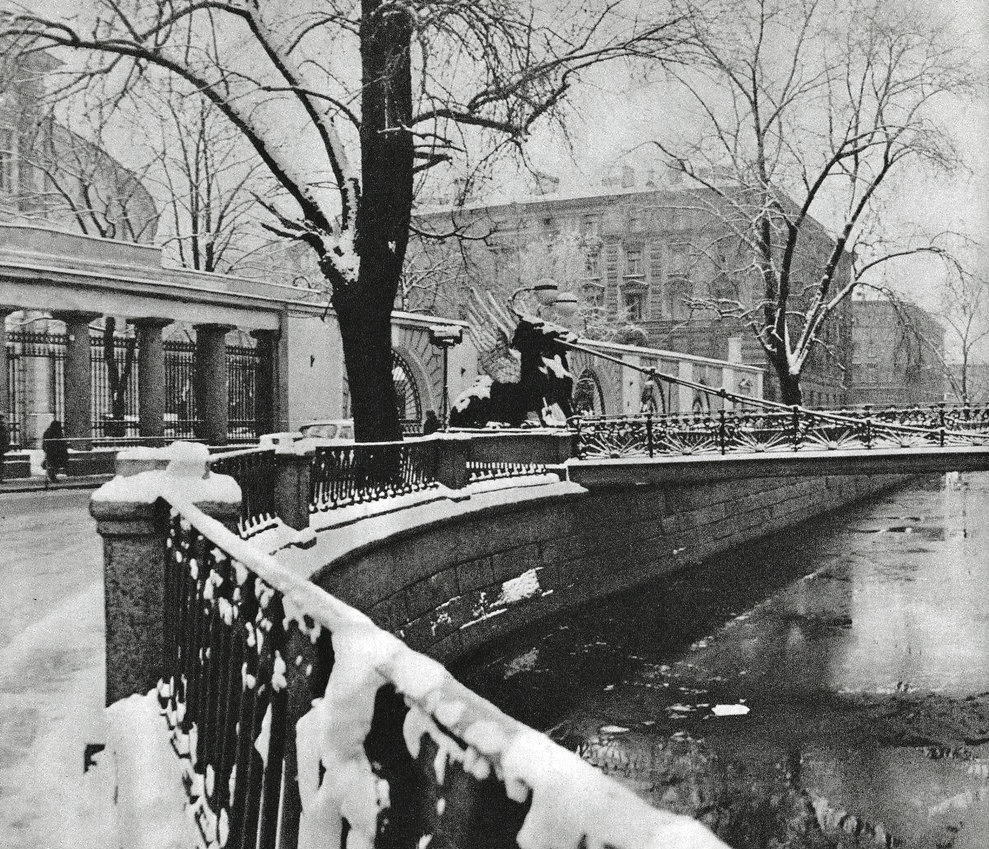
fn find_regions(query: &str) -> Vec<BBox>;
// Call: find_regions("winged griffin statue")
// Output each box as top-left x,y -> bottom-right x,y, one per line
449,288 -> 576,428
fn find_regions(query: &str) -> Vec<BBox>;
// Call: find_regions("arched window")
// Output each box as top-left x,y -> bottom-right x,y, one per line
391,350 -> 422,426
342,351 -> 423,427
573,368 -> 606,416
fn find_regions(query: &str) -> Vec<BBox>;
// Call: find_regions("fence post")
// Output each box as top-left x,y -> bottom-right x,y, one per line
273,442 -> 314,530
434,434 -> 471,490
790,405 -> 801,450
91,443 -> 241,706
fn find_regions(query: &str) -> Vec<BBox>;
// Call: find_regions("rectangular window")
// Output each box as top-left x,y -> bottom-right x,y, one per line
625,246 -> 643,277
582,214 -> 601,237
625,291 -> 645,321
582,283 -> 605,308
0,127 -> 16,193
604,243 -> 619,285
584,249 -> 600,279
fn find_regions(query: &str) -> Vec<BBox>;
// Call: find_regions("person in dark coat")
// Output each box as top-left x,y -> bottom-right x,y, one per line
42,420 -> 69,483
422,409 -> 441,435
0,415 -> 9,482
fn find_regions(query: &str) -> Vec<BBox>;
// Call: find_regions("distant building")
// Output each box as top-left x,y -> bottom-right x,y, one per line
848,299 -> 945,406
947,362 -> 989,405
0,49 -> 158,240
413,166 -> 852,406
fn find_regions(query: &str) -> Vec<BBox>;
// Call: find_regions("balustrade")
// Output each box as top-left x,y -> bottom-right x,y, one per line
575,404 -> 989,459
93,442 -> 728,849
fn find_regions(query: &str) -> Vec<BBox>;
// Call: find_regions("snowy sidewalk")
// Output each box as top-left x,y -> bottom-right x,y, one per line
0,492 -> 111,848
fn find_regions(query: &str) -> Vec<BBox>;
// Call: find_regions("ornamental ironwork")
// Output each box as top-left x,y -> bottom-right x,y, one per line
575,404 -> 989,460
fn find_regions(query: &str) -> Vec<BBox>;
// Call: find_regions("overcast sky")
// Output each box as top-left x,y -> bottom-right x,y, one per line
518,0 -> 989,314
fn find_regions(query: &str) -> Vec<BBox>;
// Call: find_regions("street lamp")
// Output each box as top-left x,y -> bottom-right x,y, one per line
428,324 -> 463,428
509,278 -> 579,319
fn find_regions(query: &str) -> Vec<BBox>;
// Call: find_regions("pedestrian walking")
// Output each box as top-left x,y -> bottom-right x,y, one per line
422,409 -> 441,435
42,420 -> 68,484
0,415 -> 9,482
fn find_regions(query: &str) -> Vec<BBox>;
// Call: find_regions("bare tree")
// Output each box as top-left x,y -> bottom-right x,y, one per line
648,0 -> 975,404
4,0 -> 690,440
871,264 -> 989,405
4,91 -> 159,240
131,77 -> 270,273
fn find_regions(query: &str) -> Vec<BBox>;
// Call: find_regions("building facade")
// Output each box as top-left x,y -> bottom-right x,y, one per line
848,299 -> 945,407
413,169 -> 853,406
0,51 -> 159,241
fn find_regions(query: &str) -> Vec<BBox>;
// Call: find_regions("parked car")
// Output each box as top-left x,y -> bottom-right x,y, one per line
258,419 -> 355,449
299,420 -> 354,441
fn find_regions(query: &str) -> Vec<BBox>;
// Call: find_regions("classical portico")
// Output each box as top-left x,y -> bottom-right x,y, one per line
0,222 -> 473,450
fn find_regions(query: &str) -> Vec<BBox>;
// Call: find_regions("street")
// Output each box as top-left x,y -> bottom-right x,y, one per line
0,490 -> 107,849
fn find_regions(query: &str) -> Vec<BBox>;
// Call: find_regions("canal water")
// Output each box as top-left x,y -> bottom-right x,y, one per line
456,474 -> 989,848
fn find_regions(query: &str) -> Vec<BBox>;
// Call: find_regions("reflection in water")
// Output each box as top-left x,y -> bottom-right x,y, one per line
457,474 -> 989,848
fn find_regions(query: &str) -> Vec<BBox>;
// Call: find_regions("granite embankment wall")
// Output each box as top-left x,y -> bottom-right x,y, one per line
310,472 -> 914,663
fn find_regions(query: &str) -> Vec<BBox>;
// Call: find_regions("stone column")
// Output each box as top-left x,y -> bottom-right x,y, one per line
194,323 -> 232,446
677,360 -> 694,414
250,329 -> 279,436
621,354 -> 641,415
55,311 -> 100,449
91,443 -> 240,705
134,318 -> 171,440
273,442 -> 313,531
0,308 -> 14,418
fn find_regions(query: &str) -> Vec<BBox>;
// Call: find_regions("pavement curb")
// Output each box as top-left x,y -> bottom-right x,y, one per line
0,475 -> 114,494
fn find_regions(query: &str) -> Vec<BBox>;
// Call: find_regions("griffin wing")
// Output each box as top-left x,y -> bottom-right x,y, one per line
465,288 -> 521,383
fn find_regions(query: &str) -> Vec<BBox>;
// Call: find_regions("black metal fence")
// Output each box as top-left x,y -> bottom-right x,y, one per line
4,330 -> 261,445
310,441 -> 440,511
575,404 -> 989,459
151,484 -> 702,849
209,448 -> 278,532
227,345 -> 259,439
162,510 -> 293,849
92,334 -> 140,438
164,339 -> 197,439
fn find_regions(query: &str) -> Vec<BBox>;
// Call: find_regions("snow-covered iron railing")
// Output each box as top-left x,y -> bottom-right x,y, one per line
574,404 -> 989,460
309,440 -> 440,511
146,467 -> 727,849
161,507 -> 291,848
466,458 -> 549,482
209,447 -> 278,531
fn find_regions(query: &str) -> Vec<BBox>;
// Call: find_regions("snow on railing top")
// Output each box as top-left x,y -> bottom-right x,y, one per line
94,442 -> 242,505
142,450 -> 727,849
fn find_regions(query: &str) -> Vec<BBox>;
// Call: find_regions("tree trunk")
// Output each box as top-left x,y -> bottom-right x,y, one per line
331,0 -> 414,443
335,290 -> 401,443
771,359 -> 804,406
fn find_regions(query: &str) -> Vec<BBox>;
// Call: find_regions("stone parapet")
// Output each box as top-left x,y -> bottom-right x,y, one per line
306,470 -> 917,664
91,443 -> 240,704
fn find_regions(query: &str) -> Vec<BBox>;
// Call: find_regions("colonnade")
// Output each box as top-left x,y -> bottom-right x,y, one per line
0,307 -> 279,448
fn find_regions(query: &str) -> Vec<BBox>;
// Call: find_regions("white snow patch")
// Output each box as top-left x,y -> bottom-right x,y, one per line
272,651 -> 288,691
504,648 -> 539,678
296,624 -> 397,849
107,691 -> 196,849
453,375 -> 493,412
599,725 -> 630,734
255,705 -> 272,765
498,568 -> 542,604
710,704 -> 750,717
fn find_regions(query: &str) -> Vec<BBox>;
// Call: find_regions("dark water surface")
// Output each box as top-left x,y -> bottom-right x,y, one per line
456,474 -> 989,848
